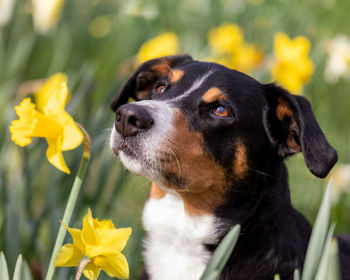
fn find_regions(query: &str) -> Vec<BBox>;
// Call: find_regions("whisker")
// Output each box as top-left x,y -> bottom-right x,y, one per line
249,167 -> 279,180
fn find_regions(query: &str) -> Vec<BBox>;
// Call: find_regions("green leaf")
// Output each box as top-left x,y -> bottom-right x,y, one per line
12,255 -> 32,280
327,239 -> 341,280
301,180 -> 332,280
294,269 -> 300,280
200,224 -> 241,280
314,224 -> 336,280
203,270 -> 220,280
0,252 -> 10,280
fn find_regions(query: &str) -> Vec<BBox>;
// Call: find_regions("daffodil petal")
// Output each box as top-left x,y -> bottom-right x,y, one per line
94,252 -> 129,279
82,209 -> 100,246
61,113 -> 83,151
83,261 -> 101,280
46,137 -> 71,174
100,227 -> 132,252
43,81 -> 70,117
36,73 -> 68,112
208,23 -> 244,55
54,244 -> 83,267
61,222 -> 85,252
137,32 -> 179,64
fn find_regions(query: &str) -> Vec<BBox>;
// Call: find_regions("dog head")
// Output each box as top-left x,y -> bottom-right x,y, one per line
110,55 -> 337,215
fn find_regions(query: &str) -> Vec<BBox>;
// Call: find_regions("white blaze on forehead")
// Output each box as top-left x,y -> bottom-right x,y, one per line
169,70 -> 214,102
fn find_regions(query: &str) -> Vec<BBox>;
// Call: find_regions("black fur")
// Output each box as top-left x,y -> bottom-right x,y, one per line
111,55 -> 349,280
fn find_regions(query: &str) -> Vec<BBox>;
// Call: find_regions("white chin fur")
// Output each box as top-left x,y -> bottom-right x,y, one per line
118,151 -> 145,174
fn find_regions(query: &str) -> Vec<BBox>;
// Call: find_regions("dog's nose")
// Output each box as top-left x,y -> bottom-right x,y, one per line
115,104 -> 154,138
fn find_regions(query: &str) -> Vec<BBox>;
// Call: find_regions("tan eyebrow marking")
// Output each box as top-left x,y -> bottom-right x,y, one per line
170,69 -> 184,83
202,87 -> 226,103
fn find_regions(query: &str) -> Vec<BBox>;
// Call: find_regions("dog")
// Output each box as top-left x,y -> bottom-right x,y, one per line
109,55 -> 350,280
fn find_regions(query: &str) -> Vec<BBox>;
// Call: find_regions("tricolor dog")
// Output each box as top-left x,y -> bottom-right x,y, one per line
109,55 -> 350,280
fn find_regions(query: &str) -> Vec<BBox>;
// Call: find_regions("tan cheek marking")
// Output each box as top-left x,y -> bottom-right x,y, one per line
163,111 -> 227,216
233,142 -> 248,179
276,97 -> 293,120
202,87 -> 226,103
150,182 -> 166,200
170,69 -> 184,83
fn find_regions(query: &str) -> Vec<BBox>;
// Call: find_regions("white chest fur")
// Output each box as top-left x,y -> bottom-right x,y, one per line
142,193 -> 218,280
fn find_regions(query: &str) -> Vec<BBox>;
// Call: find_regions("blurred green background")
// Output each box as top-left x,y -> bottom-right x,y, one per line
1,0 -> 350,279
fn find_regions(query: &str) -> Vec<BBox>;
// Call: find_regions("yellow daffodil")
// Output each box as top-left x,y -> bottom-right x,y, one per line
32,0 -> 66,34
231,43 -> 263,73
271,32 -> 314,94
207,22 -> 263,73
55,208 -> 132,280
9,73 -> 83,174
208,23 -> 244,55
137,32 -> 179,64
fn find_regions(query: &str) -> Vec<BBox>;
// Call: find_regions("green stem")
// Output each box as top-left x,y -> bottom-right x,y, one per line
45,125 -> 91,280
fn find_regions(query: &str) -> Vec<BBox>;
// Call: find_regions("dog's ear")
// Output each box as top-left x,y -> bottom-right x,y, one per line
111,55 -> 193,111
262,83 -> 338,178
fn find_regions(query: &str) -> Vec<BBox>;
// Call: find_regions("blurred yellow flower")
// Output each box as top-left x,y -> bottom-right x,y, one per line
32,0 -> 65,34
55,208 -> 132,280
137,32 -> 179,64
208,23 -> 244,55
89,15 -> 111,39
231,44 -> 263,73
207,22 -> 262,73
271,32 -> 314,94
9,73 -> 83,174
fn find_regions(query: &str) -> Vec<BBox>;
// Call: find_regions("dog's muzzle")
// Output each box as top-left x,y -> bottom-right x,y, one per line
115,104 -> 154,138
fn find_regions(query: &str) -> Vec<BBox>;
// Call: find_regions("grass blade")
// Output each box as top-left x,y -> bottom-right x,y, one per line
301,180 -> 333,280
294,269 -> 300,280
314,223 -> 336,280
327,239 -> 341,280
12,255 -> 22,280
200,224 -> 240,280
0,252 -> 9,280
12,254 -> 33,280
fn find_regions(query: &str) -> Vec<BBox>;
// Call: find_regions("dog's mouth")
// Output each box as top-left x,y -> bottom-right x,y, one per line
110,127 -> 171,181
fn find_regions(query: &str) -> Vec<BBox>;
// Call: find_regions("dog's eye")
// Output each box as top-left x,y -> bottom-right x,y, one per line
212,105 -> 229,117
156,85 -> 167,94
